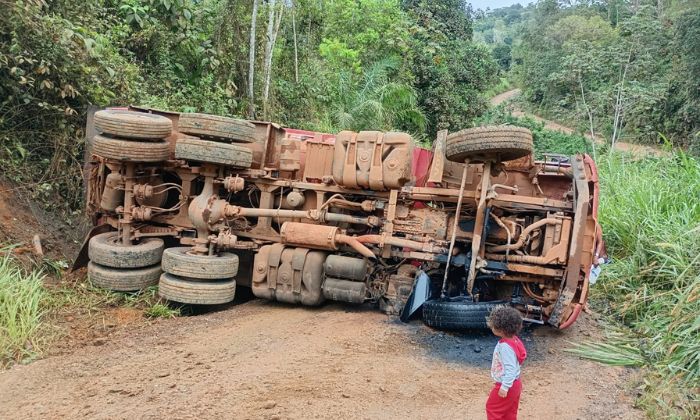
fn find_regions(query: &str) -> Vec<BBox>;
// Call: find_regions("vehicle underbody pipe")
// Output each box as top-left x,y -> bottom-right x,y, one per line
484,253 -> 552,265
335,234 -> 377,259
280,222 -> 376,259
487,218 -> 560,253
227,206 -> 376,226
354,235 -> 448,254
442,160 -> 470,297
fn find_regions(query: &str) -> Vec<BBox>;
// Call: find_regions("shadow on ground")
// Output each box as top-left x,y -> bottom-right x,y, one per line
391,317 -> 542,367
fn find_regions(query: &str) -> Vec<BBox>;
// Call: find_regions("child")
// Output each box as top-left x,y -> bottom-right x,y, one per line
485,306 -> 527,420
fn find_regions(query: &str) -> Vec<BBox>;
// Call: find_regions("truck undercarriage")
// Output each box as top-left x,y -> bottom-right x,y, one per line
76,107 -> 604,329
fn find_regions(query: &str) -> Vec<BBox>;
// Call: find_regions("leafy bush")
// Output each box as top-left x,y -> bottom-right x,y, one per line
0,1 -> 140,211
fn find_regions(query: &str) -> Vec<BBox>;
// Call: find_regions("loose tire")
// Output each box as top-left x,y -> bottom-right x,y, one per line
94,110 -> 172,140
88,232 -> 164,269
175,137 -> 252,168
158,273 -> 236,305
161,247 -> 239,279
88,261 -> 161,292
91,135 -> 170,162
445,126 -> 533,163
422,298 -> 507,330
178,113 -> 257,143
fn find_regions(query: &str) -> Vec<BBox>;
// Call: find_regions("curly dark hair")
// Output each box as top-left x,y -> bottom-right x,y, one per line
487,306 -> 523,337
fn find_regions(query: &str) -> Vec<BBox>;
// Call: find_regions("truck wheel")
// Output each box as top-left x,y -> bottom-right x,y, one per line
178,113 -> 257,143
158,273 -> 236,305
175,137 -> 252,168
88,232 -> 164,269
445,126 -> 533,163
88,261 -> 161,292
94,110 -> 172,140
161,247 -> 239,279
91,135 -> 170,162
422,298 -> 507,330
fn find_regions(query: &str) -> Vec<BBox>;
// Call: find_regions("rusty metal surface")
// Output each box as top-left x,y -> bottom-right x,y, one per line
79,109 -> 603,328
332,131 -> 413,190
426,130 -> 447,185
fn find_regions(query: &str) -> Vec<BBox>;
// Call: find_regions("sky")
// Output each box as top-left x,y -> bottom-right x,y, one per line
468,1 -> 534,11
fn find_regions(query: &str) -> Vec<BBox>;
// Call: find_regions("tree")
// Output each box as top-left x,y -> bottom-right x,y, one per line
262,0 -> 284,119
248,0 -> 259,117
403,0 -> 497,135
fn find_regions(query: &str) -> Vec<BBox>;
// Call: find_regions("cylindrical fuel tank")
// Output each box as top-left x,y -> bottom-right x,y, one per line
324,255 -> 368,281
322,278 -> 366,304
100,172 -> 124,211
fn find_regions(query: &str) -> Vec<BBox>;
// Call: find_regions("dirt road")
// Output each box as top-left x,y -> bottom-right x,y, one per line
0,299 -> 640,419
491,89 -> 664,157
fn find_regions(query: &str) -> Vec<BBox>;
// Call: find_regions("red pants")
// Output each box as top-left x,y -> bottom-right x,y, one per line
486,379 -> 522,420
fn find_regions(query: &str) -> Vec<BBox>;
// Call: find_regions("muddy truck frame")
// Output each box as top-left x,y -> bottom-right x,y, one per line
75,107 -> 604,329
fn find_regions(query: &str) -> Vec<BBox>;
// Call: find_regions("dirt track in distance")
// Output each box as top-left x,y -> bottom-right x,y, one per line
490,88 -> 664,157
0,299 -> 641,419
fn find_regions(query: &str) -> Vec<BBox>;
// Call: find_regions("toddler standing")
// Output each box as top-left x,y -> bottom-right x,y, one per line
485,306 -> 527,420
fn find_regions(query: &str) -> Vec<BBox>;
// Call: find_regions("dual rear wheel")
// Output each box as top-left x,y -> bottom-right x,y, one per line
91,110 -> 172,162
158,247 -> 238,305
87,232 -> 164,291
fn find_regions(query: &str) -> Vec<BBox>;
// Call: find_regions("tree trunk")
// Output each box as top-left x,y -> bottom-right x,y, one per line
262,0 -> 276,119
263,0 -> 283,120
248,0 -> 259,118
611,49 -> 631,150
578,73 -> 597,160
292,0 -> 299,83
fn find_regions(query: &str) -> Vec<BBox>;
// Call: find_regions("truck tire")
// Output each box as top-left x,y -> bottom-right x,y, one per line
94,110 -> 172,140
178,113 -> 257,143
161,247 -> 239,279
175,137 -> 252,168
88,232 -> 164,269
445,126 -> 533,163
158,273 -> 236,305
422,298 -> 507,330
91,135 -> 171,162
88,261 -> 161,292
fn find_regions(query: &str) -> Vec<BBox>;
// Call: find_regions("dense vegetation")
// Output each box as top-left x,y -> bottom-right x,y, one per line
593,151 -> 699,417
0,0 -> 496,211
474,0 -> 700,151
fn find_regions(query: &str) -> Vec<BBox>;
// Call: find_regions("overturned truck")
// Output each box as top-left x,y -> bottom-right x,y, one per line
76,107 -> 604,329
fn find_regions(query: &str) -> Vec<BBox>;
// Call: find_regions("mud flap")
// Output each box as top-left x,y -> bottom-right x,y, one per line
400,270 -> 430,322
70,224 -> 112,272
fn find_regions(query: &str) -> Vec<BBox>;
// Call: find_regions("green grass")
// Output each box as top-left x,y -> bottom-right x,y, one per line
52,279 -> 180,320
0,254 -> 48,365
120,286 -> 180,319
144,302 -> 180,319
570,151 -> 700,418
